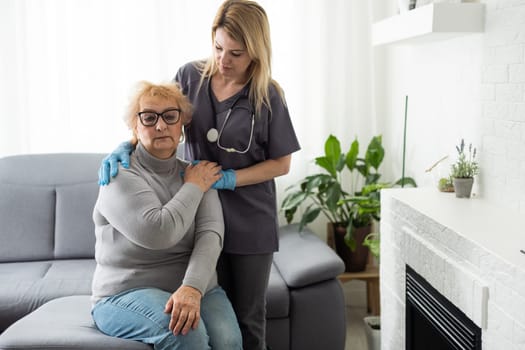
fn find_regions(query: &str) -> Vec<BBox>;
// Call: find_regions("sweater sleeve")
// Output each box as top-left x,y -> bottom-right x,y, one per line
94,167 -> 204,250
182,189 -> 224,294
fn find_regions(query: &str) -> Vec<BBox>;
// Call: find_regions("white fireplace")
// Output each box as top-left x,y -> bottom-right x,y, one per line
380,188 -> 525,350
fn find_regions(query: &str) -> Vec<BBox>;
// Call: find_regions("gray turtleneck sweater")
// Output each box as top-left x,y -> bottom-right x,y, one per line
91,143 -> 224,304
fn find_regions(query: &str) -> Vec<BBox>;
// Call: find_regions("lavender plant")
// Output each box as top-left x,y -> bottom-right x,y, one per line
451,139 -> 479,178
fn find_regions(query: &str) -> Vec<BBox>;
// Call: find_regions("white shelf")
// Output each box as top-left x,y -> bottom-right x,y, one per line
372,3 -> 485,46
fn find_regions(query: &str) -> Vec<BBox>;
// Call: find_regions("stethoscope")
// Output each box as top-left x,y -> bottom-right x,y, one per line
206,81 -> 255,154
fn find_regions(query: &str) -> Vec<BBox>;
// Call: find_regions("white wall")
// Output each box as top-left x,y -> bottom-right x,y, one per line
374,0 -> 525,215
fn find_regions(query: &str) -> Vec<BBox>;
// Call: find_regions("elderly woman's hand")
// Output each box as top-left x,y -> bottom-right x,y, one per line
184,161 -> 222,192
164,285 -> 202,336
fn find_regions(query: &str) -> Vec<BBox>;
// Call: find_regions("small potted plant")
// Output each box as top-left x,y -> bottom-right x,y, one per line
363,314 -> 381,350
450,139 -> 479,198
438,177 -> 454,193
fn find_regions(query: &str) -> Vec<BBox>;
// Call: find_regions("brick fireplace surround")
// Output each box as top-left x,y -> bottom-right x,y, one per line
380,188 -> 525,350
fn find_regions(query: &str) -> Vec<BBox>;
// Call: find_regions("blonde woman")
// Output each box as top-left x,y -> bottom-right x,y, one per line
99,2 -> 300,348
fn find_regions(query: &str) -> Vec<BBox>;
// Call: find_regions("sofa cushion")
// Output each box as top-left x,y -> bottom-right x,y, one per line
0,153 -> 104,186
273,224 -> 344,288
0,295 -> 151,350
0,153 -> 103,261
0,260 -> 95,332
55,183 -> 99,259
0,184 -> 55,262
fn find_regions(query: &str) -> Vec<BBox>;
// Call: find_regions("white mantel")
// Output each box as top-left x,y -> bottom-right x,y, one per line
380,188 -> 525,350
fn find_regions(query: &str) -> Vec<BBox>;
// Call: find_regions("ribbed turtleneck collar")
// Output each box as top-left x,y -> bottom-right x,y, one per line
134,143 -> 179,174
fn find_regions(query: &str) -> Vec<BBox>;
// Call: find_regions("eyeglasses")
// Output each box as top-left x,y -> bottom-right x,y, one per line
137,109 -> 181,126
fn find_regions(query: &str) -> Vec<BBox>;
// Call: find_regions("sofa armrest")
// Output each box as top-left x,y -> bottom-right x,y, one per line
273,224 -> 344,288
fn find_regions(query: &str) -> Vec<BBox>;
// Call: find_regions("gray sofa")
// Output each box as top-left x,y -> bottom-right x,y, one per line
0,153 -> 346,350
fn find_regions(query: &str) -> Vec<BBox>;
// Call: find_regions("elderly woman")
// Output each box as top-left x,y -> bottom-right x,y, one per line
91,81 -> 242,350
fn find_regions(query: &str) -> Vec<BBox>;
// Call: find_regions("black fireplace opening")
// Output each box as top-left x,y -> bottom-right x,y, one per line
406,265 -> 482,350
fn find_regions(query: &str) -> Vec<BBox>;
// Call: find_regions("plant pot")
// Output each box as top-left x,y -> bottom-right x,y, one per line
363,316 -> 381,350
331,223 -> 370,272
453,177 -> 474,198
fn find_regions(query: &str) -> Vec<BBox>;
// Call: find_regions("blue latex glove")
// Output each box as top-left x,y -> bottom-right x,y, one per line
181,160 -> 236,191
211,168 -> 236,190
98,141 -> 134,186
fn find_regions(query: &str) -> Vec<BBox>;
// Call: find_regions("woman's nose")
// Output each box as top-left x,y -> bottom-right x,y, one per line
155,118 -> 168,131
218,53 -> 229,65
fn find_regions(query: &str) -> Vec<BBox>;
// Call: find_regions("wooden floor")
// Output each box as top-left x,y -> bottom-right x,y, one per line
343,279 -> 370,350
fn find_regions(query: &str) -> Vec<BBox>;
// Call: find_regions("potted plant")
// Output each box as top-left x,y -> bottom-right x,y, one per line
281,134 -> 415,272
425,155 -> 455,192
438,177 -> 454,193
363,314 -> 381,350
450,139 -> 479,198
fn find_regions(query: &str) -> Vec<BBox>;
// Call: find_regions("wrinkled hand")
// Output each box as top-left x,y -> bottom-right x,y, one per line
164,285 -> 202,336
98,141 -> 134,186
183,161 -> 222,192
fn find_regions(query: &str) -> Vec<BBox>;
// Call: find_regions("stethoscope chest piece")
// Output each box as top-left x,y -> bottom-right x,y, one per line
206,81 -> 254,154
207,128 -> 219,143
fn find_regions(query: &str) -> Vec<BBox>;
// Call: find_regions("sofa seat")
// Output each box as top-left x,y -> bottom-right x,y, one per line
0,295 -> 150,350
0,259 -> 95,331
0,260 -> 341,350
0,259 -> 294,334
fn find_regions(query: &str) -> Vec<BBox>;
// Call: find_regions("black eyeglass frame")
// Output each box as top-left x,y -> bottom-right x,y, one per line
137,108 -> 182,126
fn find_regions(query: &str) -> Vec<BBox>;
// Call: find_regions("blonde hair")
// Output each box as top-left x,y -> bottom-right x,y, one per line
199,0 -> 285,116
124,81 -> 192,144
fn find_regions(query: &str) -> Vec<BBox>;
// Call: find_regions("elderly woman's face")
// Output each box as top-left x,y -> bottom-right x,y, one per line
135,95 -> 182,159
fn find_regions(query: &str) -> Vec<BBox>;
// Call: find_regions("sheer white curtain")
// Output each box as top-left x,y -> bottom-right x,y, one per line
0,0 -> 376,222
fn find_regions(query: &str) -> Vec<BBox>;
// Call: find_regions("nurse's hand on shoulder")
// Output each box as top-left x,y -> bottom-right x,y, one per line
98,141 -> 134,186
184,161 -> 222,192
164,285 -> 202,336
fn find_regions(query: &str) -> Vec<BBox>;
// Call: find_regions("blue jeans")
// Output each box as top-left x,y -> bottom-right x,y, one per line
92,286 -> 242,350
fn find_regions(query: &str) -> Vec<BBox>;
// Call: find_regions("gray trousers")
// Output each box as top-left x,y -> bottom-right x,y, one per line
217,252 -> 273,350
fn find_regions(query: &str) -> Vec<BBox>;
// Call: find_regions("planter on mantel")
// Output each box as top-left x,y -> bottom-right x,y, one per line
453,177 -> 474,198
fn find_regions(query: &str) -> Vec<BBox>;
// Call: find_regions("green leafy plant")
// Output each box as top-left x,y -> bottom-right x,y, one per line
438,177 -> 454,192
281,134 -> 416,250
450,139 -> 479,178
363,233 -> 380,262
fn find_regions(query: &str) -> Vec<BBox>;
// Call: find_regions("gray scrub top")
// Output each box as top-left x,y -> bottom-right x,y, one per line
175,61 -> 300,254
